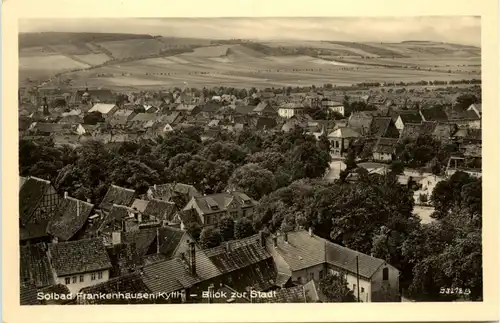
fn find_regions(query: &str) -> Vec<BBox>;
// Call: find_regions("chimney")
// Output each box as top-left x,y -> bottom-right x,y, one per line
42,97 -> 49,115
189,241 -> 196,276
64,191 -> 68,199
225,241 -> 231,254
272,235 -> 278,248
112,231 -> 122,245
156,227 -> 160,254
86,198 -> 91,203
259,230 -> 266,247
284,232 -> 288,243
308,227 -> 313,237
154,184 -> 157,190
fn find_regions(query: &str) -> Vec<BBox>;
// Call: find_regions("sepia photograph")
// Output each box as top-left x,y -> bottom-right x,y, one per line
16,15 -> 485,305
3,0 -> 499,321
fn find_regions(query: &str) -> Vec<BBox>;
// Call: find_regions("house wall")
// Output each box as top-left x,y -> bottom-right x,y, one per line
395,116 -> 404,131
370,264 -> 400,302
290,263 -> 326,285
373,152 -> 392,162
328,105 -> 345,116
55,269 -> 110,295
326,266 -> 372,302
278,108 -> 304,119
33,185 -> 61,222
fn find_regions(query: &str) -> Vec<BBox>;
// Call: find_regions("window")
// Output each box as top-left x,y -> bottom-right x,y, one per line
72,276 -> 77,283
230,211 -> 238,218
242,209 -> 247,217
319,270 -> 324,279
383,267 -> 389,280
91,273 -> 96,281
65,277 -> 71,284
361,287 -> 365,293
98,271 -> 103,279
79,275 -> 84,283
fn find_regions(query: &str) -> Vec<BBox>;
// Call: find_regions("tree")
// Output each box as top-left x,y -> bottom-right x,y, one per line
344,149 -> 357,171
201,141 -> 248,165
389,160 -> 404,175
199,227 -> 222,249
288,142 -> 330,180
218,216 -> 235,241
455,94 -> 478,111
319,273 -> 357,302
234,218 -> 255,239
227,163 -> 277,200
184,222 -> 202,242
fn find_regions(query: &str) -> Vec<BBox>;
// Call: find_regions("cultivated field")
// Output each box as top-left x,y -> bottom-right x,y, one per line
19,35 -> 481,90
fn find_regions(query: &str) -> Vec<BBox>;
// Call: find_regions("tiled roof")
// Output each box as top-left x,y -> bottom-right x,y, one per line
123,228 -> 158,257
234,105 -> 257,115
275,272 -> 292,287
99,185 -> 136,212
19,176 -> 54,225
204,234 -> 271,274
369,117 -> 393,137
253,285 -> 307,303
89,103 -> 116,115
177,209 -> 202,225
225,257 -> 278,292
347,114 -> 373,134
144,253 -> 169,266
141,258 -> 194,294
38,284 -> 71,305
20,243 -> 54,288
48,238 -> 112,276
399,123 -> 424,139
29,122 -> 74,134
176,104 -> 198,112
20,220 -> 50,241
131,199 -> 149,213
268,230 -> 391,280
327,127 -> 360,139
420,107 -> 448,122
373,137 -> 399,154
325,241 -> 385,279
20,282 -> 41,305
78,273 -> 151,304
187,192 -> 257,215
253,102 -> 270,112
253,117 -> 277,130
398,111 -> 422,124
266,231 -> 326,271
158,227 -> 186,258
46,197 -> 94,241
279,102 -> 305,109
130,113 -> 156,123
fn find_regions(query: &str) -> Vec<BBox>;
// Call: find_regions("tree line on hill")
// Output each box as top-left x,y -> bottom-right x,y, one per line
19,125 -> 482,302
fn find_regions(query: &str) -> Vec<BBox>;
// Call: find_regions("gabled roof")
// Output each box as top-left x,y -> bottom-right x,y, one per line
20,282 -> 41,305
468,103 -> 482,114
20,243 -> 54,288
106,242 -> 143,276
420,107 -> 448,122
397,111 -> 423,124
157,226 -> 187,258
29,122 -> 75,134
268,230 -> 392,279
325,241 -> 385,279
279,102 -> 305,109
148,183 -> 201,207
187,192 -> 257,215
99,185 -> 136,211
20,221 -> 50,242
348,113 -> 373,133
130,113 -> 156,123
46,197 -> 94,241
48,238 -> 112,276
131,199 -> 149,213
89,103 -> 117,115
432,123 -> 456,141
253,102 -> 272,112
204,234 -> 270,274
123,228 -> 158,257
161,111 -> 182,125
19,176 -> 54,225
176,104 -> 198,112
373,137 -> 399,154
79,273 -> 151,304
144,199 -> 178,222
369,117 -> 394,138
327,127 -> 360,139
234,105 -> 257,115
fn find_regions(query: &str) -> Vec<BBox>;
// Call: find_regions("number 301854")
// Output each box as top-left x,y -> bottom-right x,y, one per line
439,287 -> 471,295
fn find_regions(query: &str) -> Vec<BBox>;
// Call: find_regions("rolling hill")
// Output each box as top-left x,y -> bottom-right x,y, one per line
18,32 -> 481,89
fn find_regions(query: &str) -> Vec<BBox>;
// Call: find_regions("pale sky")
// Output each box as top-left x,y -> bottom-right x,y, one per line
19,17 -> 481,46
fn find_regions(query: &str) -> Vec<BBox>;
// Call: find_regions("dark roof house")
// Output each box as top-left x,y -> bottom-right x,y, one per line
20,243 -> 54,288
99,185 -> 136,212
48,238 -> 112,277
46,196 -> 94,242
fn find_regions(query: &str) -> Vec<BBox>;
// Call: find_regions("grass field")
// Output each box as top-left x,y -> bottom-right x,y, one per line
19,37 -> 481,90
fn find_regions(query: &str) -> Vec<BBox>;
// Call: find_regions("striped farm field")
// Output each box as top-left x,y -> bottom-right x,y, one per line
96,38 -> 169,59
